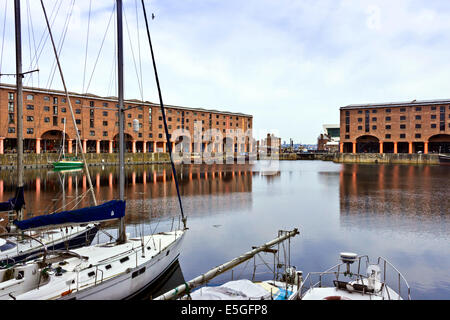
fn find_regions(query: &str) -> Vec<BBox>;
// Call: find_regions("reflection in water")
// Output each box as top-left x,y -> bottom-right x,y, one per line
339,164 -> 449,238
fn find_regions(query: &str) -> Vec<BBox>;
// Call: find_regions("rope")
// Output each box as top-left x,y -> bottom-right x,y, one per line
141,0 -> 186,228
81,0 -> 92,94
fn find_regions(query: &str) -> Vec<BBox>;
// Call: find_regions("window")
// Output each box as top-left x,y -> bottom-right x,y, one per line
26,105 -> 34,110
168,117 -> 172,121
372,110 -> 377,113
158,133 -> 162,138
61,107 -> 66,113
26,94 -> 33,100
358,126 -> 362,130
138,114 -> 143,119
61,98 -> 66,103
26,116 -> 34,122
400,108 -> 406,112
431,106 -> 436,111
53,106 -> 58,115
148,133 -> 153,138
8,92 -> 14,100
358,110 -> 363,114
385,134 -> 391,139
386,116 -> 391,121
53,116 -> 58,126
415,134 -> 421,138
415,124 -> 421,128
103,121 -> 108,126
385,108 -> 391,113
415,107 -> 421,111
90,131 -> 95,136
128,123 -> 131,128
61,118 -> 65,124
345,135 -> 350,139
8,102 -> 14,112
75,109 -> 81,114
431,124 -> 437,128
103,111 -> 108,116
103,131 -> 108,137
8,127 -> 15,133
89,101 -> 94,107
103,102 -> 109,107
158,125 -> 162,129
372,125 -> 377,130
43,96 -> 50,101
76,119 -> 81,125
90,119 -> 94,128
26,128 -> 34,134
400,124 -> 406,129
400,116 -> 406,121
372,117 -> 377,121
53,97 -> 58,104
138,133 -> 142,138
44,106 -> 50,112
44,117 -> 50,123
75,99 -> 81,104
8,114 -> 14,124
400,134 -> 406,139
385,125 -> 391,130
431,115 -> 436,119
127,114 -> 131,118
415,115 -> 421,120
90,109 -> 94,117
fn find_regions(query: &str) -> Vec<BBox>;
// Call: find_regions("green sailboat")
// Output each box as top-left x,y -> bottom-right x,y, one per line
52,118 -> 83,170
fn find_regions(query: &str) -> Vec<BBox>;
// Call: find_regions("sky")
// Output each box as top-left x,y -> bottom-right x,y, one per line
2,0 -> 450,144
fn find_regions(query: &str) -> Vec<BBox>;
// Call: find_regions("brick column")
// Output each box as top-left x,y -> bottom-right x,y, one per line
379,141 -> 383,154
143,141 -> 147,153
67,139 -> 72,154
352,142 -> 356,154
424,141 -> 428,154
109,140 -> 113,153
408,142 -> 413,154
340,143 -> 343,153
83,139 -> 87,153
153,141 -> 156,153
0,138 -> 4,154
394,141 -> 398,154
132,140 -> 136,153
36,138 -> 41,154
96,140 -> 100,153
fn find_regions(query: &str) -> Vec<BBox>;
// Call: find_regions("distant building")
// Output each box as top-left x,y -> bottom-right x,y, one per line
257,133 -> 281,155
317,124 -> 340,152
340,99 -> 450,154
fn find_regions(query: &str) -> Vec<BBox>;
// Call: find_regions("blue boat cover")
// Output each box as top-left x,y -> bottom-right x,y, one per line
0,186 -> 25,212
13,200 -> 125,231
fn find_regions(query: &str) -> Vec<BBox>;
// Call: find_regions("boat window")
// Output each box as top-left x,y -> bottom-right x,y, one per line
105,264 -> 112,270
0,241 -> 16,252
119,257 -> 129,263
87,271 -> 95,277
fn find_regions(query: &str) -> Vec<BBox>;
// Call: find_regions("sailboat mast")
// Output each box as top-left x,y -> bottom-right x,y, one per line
62,118 -> 65,157
15,0 -> 24,220
117,0 -> 126,243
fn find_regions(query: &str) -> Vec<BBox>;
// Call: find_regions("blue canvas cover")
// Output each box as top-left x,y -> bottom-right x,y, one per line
0,187 -> 25,212
13,200 -> 125,231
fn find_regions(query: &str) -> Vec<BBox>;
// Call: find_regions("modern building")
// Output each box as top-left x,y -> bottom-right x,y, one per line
0,83 -> 253,154
339,99 -> 450,154
317,124 -> 340,152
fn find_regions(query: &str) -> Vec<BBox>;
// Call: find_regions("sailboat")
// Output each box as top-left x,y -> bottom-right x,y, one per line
52,118 -> 83,170
0,0 -> 108,266
0,0 -> 186,300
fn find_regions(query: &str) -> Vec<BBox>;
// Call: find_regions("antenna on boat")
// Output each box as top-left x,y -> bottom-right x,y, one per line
141,0 -> 187,229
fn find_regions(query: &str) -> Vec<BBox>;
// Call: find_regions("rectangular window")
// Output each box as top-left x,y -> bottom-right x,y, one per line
43,96 -> 50,101
385,125 -> 391,130
415,124 -> 421,128
372,110 -> 377,113
53,106 -> 58,115
431,106 -> 436,111
44,106 -> 50,111
8,127 -> 15,133
26,94 -> 33,100
61,98 -> 66,103
372,125 -> 377,130
53,116 -> 58,126
103,121 -> 108,126
385,134 -> 391,139
8,102 -> 14,112
90,119 -> 94,128
385,108 -> 391,113
103,102 -> 109,107
400,134 -> 406,139
400,116 -> 406,121
53,97 -> 58,104
149,133 -> 153,138
61,107 -> 66,113
400,124 -> 406,129
431,123 -> 437,128
103,111 -> 108,116
372,117 -> 377,121
400,108 -> 406,112
26,105 -> 34,110
26,116 -> 34,122
8,113 -> 14,124
76,109 -> 81,114
385,116 -> 391,121
44,117 -> 50,123
415,107 -> 421,111
431,114 -> 436,119
26,128 -> 34,134
76,119 -> 81,125
89,101 -> 95,107
357,118 -> 362,122
415,115 -> 421,120
90,109 -> 94,117
75,99 -> 81,104
415,134 -> 421,138
90,131 -> 95,136
8,92 -> 14,100
103,131 -> 108,137
358,110 -> 363,114
358,126 -> 362,130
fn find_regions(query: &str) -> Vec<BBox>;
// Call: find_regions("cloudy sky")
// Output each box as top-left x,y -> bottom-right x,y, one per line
1,0 -> 450,143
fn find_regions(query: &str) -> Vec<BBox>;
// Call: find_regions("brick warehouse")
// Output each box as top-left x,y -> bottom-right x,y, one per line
339,99 -> 450,154
0,83 -> 253,155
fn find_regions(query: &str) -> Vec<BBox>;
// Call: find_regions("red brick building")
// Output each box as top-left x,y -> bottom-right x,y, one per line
340,99 -> 450,154
0,83 -> 253,154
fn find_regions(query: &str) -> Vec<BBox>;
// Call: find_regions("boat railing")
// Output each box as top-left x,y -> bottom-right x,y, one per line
296,255 -> 411,300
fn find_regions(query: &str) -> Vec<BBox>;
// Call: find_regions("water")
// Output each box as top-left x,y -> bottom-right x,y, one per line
0,161 -> 448,300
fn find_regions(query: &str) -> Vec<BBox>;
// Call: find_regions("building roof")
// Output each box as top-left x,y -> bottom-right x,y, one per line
341,98 -> 450,110
0,83 -> 252,118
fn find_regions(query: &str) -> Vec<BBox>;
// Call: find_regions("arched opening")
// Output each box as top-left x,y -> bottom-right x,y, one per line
136,141 -> 143,153
397,142 -> 409,153
113,133 -> 133,153
428,134 -> 450,153
383,142 -> 394,154
41,130 -> 69,153
343,142 -> 353,153
413,142 -> 424,154
356,135 -> 379,153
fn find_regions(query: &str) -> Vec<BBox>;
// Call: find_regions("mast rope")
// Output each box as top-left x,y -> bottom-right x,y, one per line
81,0 -> 92,94
141,0 -> 187,229
84,1 -> 116,94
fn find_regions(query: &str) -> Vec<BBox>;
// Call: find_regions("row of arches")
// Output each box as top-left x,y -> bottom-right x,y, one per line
342,134 -> 450,154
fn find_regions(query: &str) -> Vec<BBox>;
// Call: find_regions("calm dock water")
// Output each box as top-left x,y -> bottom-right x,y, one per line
0,160 -> 448,299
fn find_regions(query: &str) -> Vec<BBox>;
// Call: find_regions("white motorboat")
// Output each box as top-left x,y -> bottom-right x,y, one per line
291,252 -> 411,300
